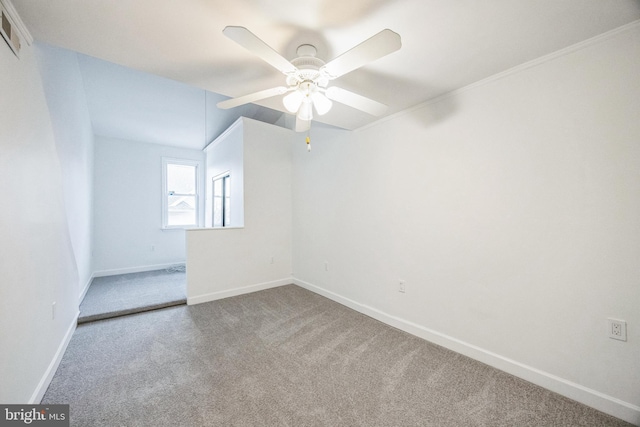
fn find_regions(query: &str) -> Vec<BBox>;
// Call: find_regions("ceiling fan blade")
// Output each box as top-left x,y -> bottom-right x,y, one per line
295,115 -> 311,132
217,86 -> 289,109
223,26 -> 298,75
320,29 -> 401,79
325,86 -> 388,116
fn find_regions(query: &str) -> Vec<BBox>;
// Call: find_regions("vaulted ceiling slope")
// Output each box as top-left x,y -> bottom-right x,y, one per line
12,0 -> 640,131
75,50 -> 283,150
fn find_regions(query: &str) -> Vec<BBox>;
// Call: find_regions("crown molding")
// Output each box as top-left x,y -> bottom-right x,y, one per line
357,19 -> 640,133
203,116 -> 244,152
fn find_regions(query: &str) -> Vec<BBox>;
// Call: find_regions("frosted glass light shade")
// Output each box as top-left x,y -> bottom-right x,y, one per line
298,99 -> 313,121
283,90 -> 303,113
312,92 -> 332,115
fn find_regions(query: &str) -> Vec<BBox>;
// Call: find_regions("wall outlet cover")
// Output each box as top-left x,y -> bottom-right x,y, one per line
607,318 -> 627,341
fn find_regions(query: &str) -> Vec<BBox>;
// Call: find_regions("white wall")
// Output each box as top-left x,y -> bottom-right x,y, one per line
0,31 -> 79,402
93,136 -> 204,274
292,25 -> 640,423
35,43 -> 95,298
187,118 -> 293,303
203,118 -> 244,228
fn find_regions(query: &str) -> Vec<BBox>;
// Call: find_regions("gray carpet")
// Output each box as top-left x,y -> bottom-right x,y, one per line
46,285 -> 631,426
78,268 -> 186,324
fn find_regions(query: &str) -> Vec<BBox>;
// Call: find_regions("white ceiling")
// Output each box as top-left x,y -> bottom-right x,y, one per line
13,0 -> 640,133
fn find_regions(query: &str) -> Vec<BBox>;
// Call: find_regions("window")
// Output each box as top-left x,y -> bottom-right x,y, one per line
212,173 -> 230,227
162,158 -> 201,228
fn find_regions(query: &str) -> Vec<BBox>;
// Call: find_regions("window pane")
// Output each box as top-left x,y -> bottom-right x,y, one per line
168,195 -> 196,225
167,164 -> 196,195
213,197 -> 222,227
212,178 -> 222,227
212,176 -> 232,228
224,176 -> 231,226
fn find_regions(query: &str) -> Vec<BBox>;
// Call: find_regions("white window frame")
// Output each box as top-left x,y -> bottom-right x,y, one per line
162,157 -> 202,229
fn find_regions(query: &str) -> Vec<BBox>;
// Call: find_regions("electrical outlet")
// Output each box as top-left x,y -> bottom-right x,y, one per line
398,280 -> 406,293
607,318 -> 627,341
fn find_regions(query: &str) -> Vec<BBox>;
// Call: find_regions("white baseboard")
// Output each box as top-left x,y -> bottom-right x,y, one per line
29,311 -> 78,404
187,278 -> 292,305
93,262 -> 185,278
293,278 -> 640,426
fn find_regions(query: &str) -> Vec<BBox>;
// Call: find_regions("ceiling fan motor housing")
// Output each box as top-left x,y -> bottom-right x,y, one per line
288,50 -> 328,88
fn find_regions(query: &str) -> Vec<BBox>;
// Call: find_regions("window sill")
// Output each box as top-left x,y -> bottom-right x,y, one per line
161,225 -> 201,231
186,226 -> 245,232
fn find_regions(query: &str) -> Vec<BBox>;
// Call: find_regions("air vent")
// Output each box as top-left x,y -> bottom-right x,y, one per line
0,5 -> 21,57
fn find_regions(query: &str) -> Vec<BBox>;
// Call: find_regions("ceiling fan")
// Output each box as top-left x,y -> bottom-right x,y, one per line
216,26 -> 402,132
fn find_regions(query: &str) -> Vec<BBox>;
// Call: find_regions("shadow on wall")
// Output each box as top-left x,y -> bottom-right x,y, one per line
410,94 -> 459,129
344,68 -> 459,130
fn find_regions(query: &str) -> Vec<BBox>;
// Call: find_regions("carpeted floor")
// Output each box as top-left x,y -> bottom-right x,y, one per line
78,268 -> 186,324
46,285 -> 631,426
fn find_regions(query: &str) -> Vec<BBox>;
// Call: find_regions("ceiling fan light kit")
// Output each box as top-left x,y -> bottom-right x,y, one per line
217,26 -> 402,135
